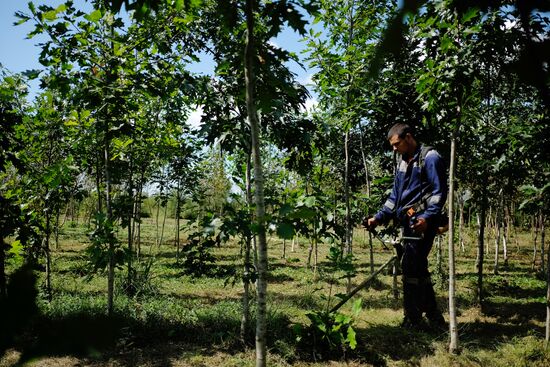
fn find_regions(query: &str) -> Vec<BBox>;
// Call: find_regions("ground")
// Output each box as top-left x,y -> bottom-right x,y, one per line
1,217 -> 549,366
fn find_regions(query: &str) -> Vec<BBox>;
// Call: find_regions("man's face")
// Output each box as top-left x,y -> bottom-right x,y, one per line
389,133 -> 412,155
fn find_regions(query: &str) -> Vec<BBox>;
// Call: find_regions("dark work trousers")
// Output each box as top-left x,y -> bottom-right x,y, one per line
400,222 -> 441,323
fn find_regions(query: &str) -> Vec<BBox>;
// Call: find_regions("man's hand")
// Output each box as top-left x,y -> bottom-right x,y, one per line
411,217 -> 427,233
362,217 -> 379,232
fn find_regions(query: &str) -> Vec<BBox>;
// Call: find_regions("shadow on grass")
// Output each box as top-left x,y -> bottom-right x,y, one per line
2,301 -> 293,367
457,319 -> 545,350
482,299 -> 545,323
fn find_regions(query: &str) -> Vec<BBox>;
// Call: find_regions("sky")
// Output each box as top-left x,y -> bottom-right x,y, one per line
0,0 -> 318,113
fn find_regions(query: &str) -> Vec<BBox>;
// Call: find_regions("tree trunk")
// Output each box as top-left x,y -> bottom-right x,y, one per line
96,154 -> 103,214
241,153 -> 253,346
55,206 -> 61,250
369,231 -> 374,274
344,130 -> 352,291
494,220 -> 501,275
392,256 -> 399,301
155,198 -> 161,247
127,178 -> 134,297
476,188 -> 487,307
175,180 -> 181,262
105,131 -> 115,317
244,1 -> 268,364
359,121 -> 371,197
539,210 -> 546,274
160,203 -> 167,248
533,214 -> 539,271
459,197 -> 465,253
307,240 -> 313,269
448,131 -> 459,354
436,234 -> 444,287
503,204 -> 510,268
493,190 -> 503,275
135,174 -> 144,260
45,212 -> 52,301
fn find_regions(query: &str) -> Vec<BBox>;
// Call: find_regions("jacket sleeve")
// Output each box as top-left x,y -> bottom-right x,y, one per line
374,174 -> 400,225
417,150 -> 447,222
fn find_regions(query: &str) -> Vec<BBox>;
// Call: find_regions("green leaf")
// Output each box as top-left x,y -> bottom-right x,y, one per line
351,298 -> 362,316
9,240 -> 24,261
347,326 -> 357,349
277,222 -> 295,239
304,196 -> 316,207
55,4 -> 67,13
85,9 -> 102,22
291,207 -> 316,220
42,10 -> 58,21
440,36 -> 452,52
461,7 -> 478,23
22,69 -> 40,79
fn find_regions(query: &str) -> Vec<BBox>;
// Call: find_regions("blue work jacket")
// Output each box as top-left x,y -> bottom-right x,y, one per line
374,145 -> 447,226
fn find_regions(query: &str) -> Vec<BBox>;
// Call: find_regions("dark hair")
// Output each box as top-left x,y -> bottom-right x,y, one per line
387,123 -> 414,140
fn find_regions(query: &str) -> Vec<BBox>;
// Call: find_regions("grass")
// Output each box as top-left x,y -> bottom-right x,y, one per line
1,217 -> 549,366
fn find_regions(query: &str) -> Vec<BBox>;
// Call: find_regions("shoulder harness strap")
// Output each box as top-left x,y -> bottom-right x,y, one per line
419,145 -> 434,170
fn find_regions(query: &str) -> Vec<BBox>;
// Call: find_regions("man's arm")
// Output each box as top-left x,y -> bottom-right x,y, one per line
371,173 -> 401,228
417,150 -> 447,223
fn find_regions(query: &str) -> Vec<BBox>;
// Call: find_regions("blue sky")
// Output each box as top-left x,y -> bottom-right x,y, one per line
0,0 -> 316,107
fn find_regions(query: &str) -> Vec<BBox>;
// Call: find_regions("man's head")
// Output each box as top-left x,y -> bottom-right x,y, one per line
387,123 -> 417,155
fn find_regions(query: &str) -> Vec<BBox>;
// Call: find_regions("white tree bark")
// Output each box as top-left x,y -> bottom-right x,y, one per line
448,132 -> 459,354
244,1 -> 268,365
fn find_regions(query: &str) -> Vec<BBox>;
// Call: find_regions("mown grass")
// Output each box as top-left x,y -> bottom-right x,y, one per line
1,217 -> 549,366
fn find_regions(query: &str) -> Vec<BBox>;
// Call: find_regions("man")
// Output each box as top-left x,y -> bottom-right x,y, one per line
366,123 -> 447,329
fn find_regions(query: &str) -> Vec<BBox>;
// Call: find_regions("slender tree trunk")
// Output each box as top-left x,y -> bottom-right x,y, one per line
344,129 -> 352,255
241,153 -> 253,346
476,188 -> 487,307
494,220 -> 501,275
533,214 -> 539,271
503,204 -> 510,268
540,211 -> 545,275
343,1 -> 356,292
435,235 -> 445,289
45,212 -> 52,301
160,203 -> 167,248
314,231 -> 318,276
448,131 -> 459,354
359,121 -> 371,197
494,190 -> 503,275
392,256 -> 399,301
55,206 -> 61,250
244,1 -> 268,364
459,197 -> 465,253
175,180 -> 181,262
155,198 -> 161,247
127,174 -> 134,297
135,174 -> 144,260
105,131 -> 115,317
96,154 -> 103,215
369,231 -> 374,274
307,240 -> 313,269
